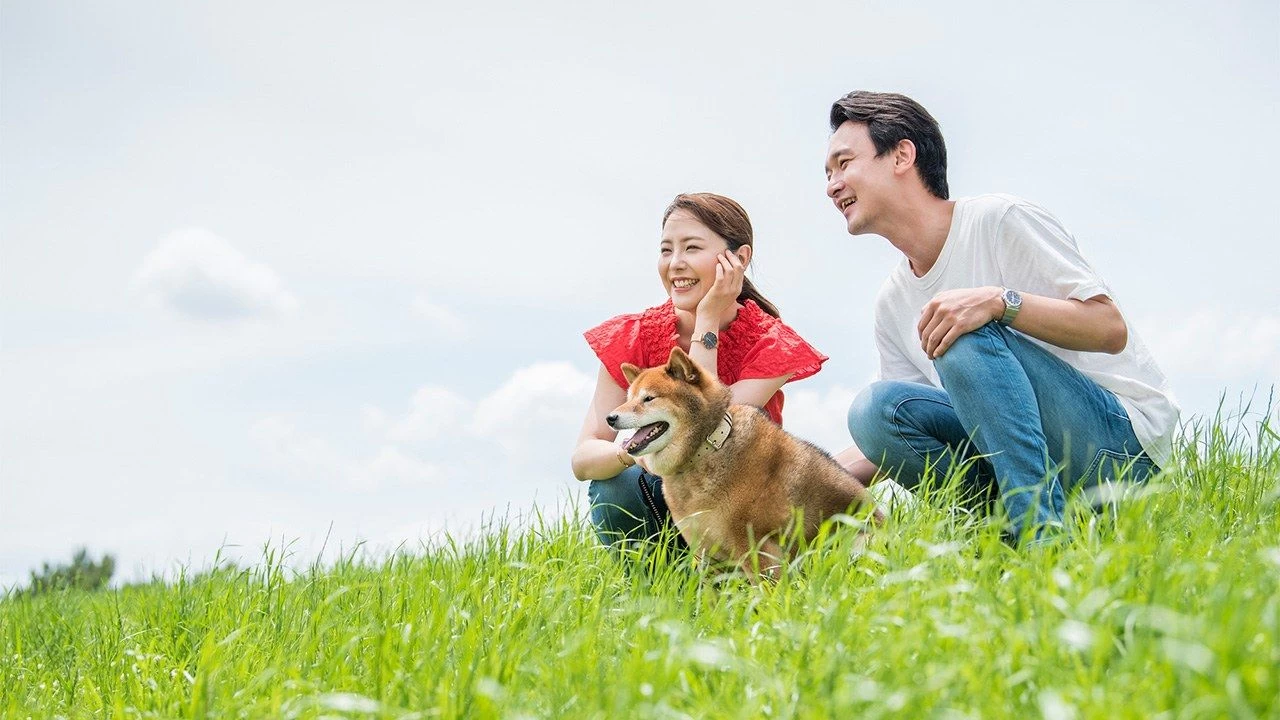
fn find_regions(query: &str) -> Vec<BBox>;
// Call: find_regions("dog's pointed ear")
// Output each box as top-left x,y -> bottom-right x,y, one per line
666,346 -> 701,384
620,363 -> 641,386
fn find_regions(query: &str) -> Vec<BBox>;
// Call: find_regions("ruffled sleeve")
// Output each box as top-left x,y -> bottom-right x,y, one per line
735,308 -> 829,383
583,313 -> 645,389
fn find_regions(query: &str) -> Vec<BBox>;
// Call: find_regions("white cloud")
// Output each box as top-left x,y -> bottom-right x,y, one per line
387,385 -> 473,444
350,446 -> 441,490
469,362 -> 596,455
412,293 -> 467,339
251,416 -> 443,492
249,416 -> 349,485
782,383 -> 859,454
360,405 -> 390,434
132,228 -> 299,321
1142,310 -> 1280,381
349,364 -> 594,504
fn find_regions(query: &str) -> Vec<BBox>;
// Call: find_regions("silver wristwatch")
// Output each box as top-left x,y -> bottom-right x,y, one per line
999,288 -> 1022,325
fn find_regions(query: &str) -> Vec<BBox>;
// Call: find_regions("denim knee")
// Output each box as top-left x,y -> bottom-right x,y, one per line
932,322 -> 1002,384
848,381 -> 899,462
587,466 -> 650,544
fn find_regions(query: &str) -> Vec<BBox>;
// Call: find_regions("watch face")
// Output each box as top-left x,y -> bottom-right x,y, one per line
1003,289 -> 1022,307
700,331 -> 718,349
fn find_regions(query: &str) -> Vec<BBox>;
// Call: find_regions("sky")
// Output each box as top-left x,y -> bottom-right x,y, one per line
2,1 -> 1278,587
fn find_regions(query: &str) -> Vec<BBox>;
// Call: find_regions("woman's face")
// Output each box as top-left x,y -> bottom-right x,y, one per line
659,209 -> 733,314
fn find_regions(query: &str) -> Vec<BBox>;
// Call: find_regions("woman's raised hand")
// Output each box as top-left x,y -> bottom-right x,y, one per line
695,249 -> 746,320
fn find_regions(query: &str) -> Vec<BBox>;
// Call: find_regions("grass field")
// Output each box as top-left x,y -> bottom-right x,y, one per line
4,407 -> 1279,719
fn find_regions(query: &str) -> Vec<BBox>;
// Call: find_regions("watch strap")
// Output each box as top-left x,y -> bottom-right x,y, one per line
999,288 -> 1022,325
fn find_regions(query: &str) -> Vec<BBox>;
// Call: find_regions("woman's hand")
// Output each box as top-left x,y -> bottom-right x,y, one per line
635,454 -> 655,474
695,249 -> 746,321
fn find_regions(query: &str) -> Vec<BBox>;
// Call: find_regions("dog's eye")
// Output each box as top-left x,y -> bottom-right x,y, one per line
642,395 -> 655,403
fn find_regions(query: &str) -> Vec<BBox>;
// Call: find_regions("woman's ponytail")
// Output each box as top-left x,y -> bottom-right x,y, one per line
738,277 -> 780,319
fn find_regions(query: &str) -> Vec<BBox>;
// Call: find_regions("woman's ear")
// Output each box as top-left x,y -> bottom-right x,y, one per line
736,244 -> 752,267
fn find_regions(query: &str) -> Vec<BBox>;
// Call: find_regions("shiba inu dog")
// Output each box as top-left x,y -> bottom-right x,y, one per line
608,347 -> 883,579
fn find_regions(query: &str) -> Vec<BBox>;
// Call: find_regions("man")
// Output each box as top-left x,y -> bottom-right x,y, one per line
826,91 -> 1179,544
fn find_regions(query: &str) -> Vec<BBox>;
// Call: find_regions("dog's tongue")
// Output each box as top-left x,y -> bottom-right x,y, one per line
624,421 -> 668,454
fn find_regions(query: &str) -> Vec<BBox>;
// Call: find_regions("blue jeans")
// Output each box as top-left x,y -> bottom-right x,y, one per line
587,466 -> 687,554
848,322 -> 1157,542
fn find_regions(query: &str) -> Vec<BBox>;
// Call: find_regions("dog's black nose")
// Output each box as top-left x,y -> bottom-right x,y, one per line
606,414 -> 619,428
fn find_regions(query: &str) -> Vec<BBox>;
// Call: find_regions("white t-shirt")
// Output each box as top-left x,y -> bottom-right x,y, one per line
873,194 -> 1180,468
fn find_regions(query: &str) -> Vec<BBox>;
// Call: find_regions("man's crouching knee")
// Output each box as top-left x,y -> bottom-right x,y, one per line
848,381 -> 903,465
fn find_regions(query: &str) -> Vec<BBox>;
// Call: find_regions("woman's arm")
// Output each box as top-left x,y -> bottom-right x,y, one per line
570,365 -> 636,481
728,374 -> 793,409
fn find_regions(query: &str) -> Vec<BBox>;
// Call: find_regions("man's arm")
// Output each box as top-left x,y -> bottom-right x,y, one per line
833,444 -> 880,485
917,285 -> 1127,359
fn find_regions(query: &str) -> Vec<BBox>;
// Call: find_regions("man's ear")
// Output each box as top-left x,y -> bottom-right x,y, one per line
620,363 -> 641,386
666,347 -> 701,384
893,138 -> 917,176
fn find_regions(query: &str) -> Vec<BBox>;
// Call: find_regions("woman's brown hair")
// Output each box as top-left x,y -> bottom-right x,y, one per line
661,193 -> 781,319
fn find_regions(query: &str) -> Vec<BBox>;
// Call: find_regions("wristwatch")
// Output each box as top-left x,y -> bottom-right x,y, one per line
999,288 -> 1022,325
695,331 -> 719,350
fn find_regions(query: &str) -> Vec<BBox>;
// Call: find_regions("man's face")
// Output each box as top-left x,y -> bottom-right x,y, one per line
825,121 -> 896,236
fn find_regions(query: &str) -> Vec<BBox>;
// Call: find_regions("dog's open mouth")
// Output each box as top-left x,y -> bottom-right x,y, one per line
624,422 -> 669,454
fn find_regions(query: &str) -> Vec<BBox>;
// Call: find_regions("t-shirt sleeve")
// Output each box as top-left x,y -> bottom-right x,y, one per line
738,320 -> 829,383
583,314 -> 643,389
996,202 -> 1110,302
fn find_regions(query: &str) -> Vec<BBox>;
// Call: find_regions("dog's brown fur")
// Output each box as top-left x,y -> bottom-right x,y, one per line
610,347 -> 882,579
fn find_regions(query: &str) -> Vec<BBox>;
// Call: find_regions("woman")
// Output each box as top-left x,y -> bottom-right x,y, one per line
571,193 -> 829,551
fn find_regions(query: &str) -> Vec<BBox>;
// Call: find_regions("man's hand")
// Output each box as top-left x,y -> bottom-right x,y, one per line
918,286 -> 1004,359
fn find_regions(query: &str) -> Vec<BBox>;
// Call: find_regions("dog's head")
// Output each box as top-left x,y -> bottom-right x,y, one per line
607,347 -> 730,459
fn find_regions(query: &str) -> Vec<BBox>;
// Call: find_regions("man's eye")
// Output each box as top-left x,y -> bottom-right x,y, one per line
840,158 -> 851,168
660,248 -> 672,255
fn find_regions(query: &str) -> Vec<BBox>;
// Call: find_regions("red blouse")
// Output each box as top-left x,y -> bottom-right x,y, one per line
583,299 -> 828,425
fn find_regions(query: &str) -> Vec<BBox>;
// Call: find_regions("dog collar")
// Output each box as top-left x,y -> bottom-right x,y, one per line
705,412 -> 733,450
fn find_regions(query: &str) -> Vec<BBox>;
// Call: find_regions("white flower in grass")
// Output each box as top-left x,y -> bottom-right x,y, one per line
1160,638 -> 1215,674
914,539 -> 963,559
841,677 -> 882,702
475,677 -> 506,701
881,563 -> 929,585
1038,690 -> 1077,720
687,640 -> 732,668
315,693 -> 381,713
1052,569 -> 1072,590
1261,547 -> 1280,568
1056,620 -> 1096,652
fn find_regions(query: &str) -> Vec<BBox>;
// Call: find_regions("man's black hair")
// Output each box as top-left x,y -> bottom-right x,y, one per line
830,91 -> 949,200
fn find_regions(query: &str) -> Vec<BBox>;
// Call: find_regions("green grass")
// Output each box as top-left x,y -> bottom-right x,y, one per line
4,407 -> 1279,719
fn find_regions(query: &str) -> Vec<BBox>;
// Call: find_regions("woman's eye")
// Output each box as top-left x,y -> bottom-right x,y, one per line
660,248 -> 672,255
